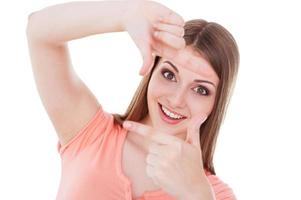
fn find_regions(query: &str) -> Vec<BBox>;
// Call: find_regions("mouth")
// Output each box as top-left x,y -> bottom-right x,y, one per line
158,103 -> 187,125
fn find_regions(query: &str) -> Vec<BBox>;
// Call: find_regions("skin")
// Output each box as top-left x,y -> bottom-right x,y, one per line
125,1 -> 220,141
124,46 -> 219,199
143,46 -> 220,141
123,116 -> 216,199
27,1 -> 221,199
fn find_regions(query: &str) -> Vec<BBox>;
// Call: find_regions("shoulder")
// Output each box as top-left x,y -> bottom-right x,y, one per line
205,170 -> 237,200
58,107 -> 121,155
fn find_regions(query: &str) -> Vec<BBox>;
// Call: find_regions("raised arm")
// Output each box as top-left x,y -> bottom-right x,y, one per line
26,0 -> 185,146
26,1 -> 128,145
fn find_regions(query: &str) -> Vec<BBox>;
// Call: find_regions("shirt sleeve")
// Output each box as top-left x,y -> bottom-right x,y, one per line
56,105 -> 114,156
206,173 -> 237,200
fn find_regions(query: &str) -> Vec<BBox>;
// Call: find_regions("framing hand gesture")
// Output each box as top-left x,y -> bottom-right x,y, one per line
123,0 -> 186,75
122,115 -> 214,199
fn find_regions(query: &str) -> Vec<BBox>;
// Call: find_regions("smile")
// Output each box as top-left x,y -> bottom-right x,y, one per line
158,103 -> 187,124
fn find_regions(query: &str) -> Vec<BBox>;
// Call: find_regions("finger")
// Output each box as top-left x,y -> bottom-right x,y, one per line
123,120 -> 177,145
171,50 -> 210,76
154,22 -> 185,37
138,42 -> 155,76
148,142 -> 169,156
148,142 -> 161,155
146,153 -> 161,166
182,57 -> 208,76
152,43 -> 208,76
139,52 -> 155,76
159,9 -> 185,27
186,115 -> 207,150
152,40 -> 179,60
154,31 -> 185,49
146,164 -> 158,183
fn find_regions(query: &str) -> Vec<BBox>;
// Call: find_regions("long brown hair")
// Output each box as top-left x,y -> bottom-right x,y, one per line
113,19 -> 239,175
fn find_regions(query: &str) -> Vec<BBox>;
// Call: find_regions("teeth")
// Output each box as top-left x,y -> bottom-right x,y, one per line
161,105 -> 184,119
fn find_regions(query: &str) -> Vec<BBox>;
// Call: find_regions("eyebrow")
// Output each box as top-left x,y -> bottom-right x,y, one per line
163,61 -> 216,88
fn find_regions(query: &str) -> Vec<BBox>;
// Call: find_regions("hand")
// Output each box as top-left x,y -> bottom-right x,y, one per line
122,0 -> 186,75
122,115 -> 212,199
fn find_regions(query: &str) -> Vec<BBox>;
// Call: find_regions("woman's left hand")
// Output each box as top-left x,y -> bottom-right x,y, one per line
122,115 -> 214,199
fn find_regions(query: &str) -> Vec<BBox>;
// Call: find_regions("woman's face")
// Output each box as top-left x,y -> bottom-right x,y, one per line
146,47 -> 220,140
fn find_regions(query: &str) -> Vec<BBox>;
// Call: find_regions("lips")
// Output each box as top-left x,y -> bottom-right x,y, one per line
158,103 -> 187,125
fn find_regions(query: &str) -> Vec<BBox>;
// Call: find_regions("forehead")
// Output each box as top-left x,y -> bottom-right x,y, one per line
158,47 -> 219,83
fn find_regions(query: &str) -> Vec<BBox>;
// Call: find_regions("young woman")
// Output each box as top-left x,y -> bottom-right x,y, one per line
27,1 -> 239,199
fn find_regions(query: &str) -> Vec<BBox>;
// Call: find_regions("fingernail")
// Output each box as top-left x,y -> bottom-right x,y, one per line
123,121 -> 132,129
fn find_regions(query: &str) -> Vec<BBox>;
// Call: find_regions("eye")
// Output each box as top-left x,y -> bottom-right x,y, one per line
161,67 -> 210,96
161,69 -> 176,82
193,86 -> 210,96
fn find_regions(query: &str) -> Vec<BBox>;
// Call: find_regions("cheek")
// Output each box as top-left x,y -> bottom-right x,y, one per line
148,75 -> 173,98
188,95 -> 216,116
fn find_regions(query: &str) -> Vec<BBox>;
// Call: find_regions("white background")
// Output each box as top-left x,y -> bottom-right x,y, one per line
0,0 -> 300,199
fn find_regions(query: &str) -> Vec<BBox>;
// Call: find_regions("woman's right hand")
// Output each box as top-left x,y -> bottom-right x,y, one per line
122,0 -> 186,75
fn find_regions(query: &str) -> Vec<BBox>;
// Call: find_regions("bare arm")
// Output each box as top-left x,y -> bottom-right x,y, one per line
26,0 -> 185,146
27,1 -> 127,44
26,1 -> 128,145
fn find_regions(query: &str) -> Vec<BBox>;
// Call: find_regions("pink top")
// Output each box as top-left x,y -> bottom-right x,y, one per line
56,106 -> 236,200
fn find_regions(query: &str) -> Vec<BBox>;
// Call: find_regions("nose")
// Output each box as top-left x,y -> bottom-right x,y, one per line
167,89 -> 186,108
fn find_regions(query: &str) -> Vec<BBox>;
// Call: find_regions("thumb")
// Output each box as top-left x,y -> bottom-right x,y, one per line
139,44 -> 155,76
186,115 -> 207,150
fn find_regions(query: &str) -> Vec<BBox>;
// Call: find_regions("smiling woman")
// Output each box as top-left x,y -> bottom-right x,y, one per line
27,0 -> 239,200
114,19 -> 239,175
113,19 -> 239,199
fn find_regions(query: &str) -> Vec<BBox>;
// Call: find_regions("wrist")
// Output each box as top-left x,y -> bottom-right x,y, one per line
121,0 -> 143,31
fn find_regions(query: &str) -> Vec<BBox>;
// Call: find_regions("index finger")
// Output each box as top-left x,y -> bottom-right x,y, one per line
123,121 -> 178,145
159,9 -> 185,27
152,42 -> 210,76
186,115 -> 207,150
176,51 -> 209,76
154,2 -> 185,27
